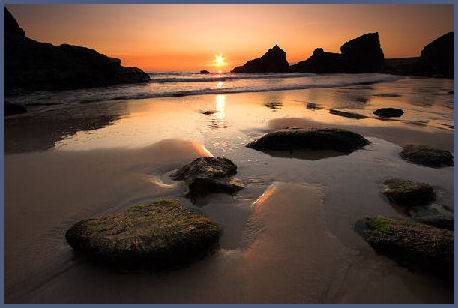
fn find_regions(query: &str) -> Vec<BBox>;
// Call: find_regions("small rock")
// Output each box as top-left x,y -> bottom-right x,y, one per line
329,109 -> 368,119
357,216 -> 453,280
5,101 -> 27,116
373,108 -> 404,118
247,128 -> 369,154
201,110 -> 216,115
383,178 -> 436,207
65,199 -> 221,269
306,102 -> 321,109
171,157 -> 244,200
200,70 -> 210,74
400,144 -> 453,168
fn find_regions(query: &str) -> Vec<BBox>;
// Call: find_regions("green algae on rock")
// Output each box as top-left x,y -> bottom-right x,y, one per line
247,128 -> 370,153
65,199 -> 221,269
383,178 -> 436,207
357,217 -> 453,280
400,144 -> 453,168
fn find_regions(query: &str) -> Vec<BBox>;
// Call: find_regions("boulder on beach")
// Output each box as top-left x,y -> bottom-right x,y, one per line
306,102 -> 322,109
231,45 -> 289,73
5,101 -> 27,116
5,7 -> 150,94
171,157 -> 244,200
200,70 -> 210,74
340,32 -> 385,73
247,128 -> 370,154
65,199 -> 222,269
383,178 -> 436,207
400,144 -> 454,168
357,216 -> 453,280
329,109 -> 368,119
373,108 -> 404,118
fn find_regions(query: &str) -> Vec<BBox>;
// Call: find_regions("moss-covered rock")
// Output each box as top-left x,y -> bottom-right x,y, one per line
400,144 -> 454,168
65,199 -> 221,269
357,216 -> 453,280
246,128 -> 369,153
373,108 -> 404,118
383,178 -> 436,207
171,157 -> 244,200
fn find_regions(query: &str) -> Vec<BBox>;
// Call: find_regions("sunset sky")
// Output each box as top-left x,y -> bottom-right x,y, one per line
7,4 -> 453,72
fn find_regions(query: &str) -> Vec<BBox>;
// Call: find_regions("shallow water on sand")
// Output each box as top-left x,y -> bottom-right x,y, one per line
4,76 -> 454,303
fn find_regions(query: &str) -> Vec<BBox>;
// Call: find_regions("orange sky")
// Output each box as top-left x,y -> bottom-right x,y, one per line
7,4 -> 454,72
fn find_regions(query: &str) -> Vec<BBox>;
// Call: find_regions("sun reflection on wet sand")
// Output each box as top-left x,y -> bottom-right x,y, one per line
216,94 -> 226,120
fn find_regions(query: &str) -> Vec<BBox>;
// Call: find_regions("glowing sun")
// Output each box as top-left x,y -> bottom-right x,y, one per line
214,54 -> 227,67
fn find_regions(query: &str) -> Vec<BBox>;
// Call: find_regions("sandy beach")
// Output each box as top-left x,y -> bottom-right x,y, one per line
5,77 -> 454,303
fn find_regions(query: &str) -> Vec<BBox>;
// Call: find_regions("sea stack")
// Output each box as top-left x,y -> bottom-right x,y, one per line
4,7 -> 150,94
291,32 -> 384,73
231,45 -> 289,73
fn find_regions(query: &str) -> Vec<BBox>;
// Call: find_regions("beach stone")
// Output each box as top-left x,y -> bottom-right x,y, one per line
247,128 -> 369,153
231,45 -> 289,73
373,108 -> 404,118
329,109 -> 368,119
171,157 -> 244,199
200,70 -> 210,74
5,101 -> 27,116
357,216 -> 453,280
306,102 -> 321,109
400,144 -> 453,168
201,110 -> 216,115
65,199 -> 222,269
383,178 -> 436,207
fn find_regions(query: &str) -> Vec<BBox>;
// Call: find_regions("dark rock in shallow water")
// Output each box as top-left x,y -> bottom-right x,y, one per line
247,128 -> 369,154
329,109 -> 368,119
200,70 -> 210,74
171,157 -> 244,200
306,102 -> 322,109
201,110 -> 216,115
383,178 -> 436,207
231,45 -> 289,73
373,108 -> 403,118
340,32 -> 385,73
5,8 -> 149,94
357,217 -> 453,280
65,199 -> 221,269
5,101 -> 27,116
400,144 -> 454,168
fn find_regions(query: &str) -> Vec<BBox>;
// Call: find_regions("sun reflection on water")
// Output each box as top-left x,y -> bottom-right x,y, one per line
216,94 -> 226,120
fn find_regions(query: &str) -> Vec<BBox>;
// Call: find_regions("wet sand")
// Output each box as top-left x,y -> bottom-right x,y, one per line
4,79 -> 454,303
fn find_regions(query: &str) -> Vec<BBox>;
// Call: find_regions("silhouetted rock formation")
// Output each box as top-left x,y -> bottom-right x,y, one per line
418,32 -> 453,78
290,48 -> 346,73
200,70 -> 210,74
5,7 -> 150,94
231,45 -> 289,73
291,32 -> 384,73
340,32 -> 385,72
384,32 -> 453,78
